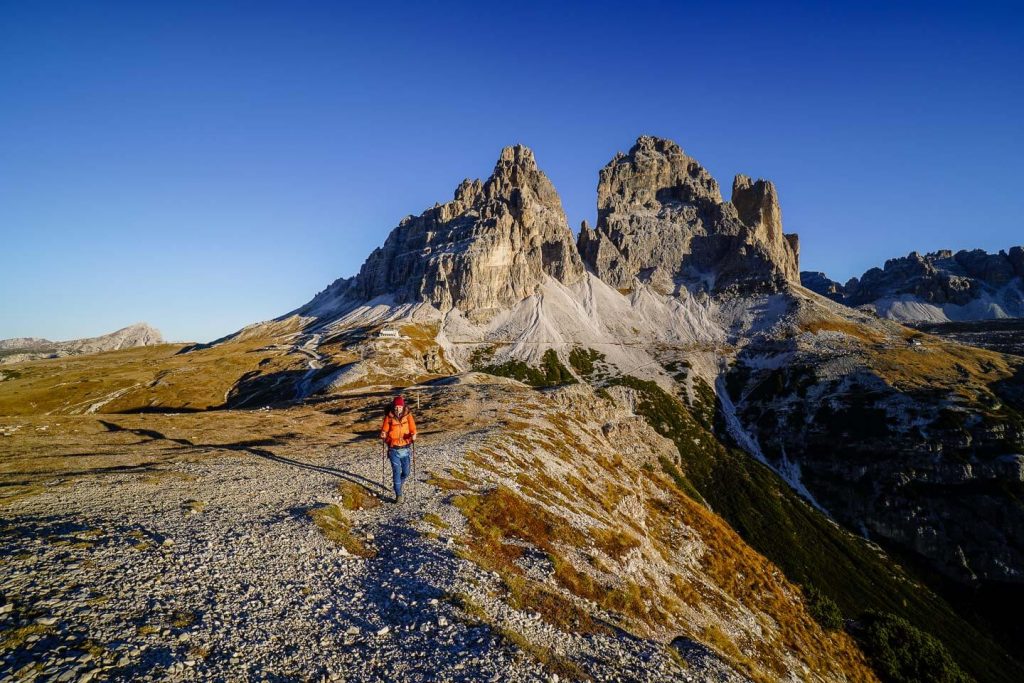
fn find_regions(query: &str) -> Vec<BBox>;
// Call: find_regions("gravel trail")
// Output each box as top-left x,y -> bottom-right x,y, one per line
1,410 -> 743,683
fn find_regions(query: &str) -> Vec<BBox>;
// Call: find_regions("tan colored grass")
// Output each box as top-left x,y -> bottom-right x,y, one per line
307,504 -> 376,558
800,318 -> 884,344
336,480 -> 381,511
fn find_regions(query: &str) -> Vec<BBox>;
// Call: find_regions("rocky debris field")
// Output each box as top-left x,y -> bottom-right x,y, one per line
0,396 -> 745,683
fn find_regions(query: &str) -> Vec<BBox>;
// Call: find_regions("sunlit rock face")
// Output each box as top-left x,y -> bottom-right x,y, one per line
577,135 -> 800,295
330,144 -> 584,323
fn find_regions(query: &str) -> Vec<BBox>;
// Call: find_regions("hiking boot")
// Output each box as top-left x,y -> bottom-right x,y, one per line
394,492 -> 403,504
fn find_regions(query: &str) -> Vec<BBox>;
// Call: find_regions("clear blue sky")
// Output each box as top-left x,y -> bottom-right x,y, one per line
2,1 -> 1022,343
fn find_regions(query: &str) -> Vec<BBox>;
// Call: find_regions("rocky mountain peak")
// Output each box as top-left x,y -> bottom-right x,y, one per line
579,135 -> 800,293
731,175 -> 780,237
597,135 -> 723,214
0,322 -> 164,364
496,143 -> 536,168
303,144 -> 584,322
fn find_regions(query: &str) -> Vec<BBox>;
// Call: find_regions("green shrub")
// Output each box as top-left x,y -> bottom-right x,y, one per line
855,611 -> 972,683
480,349 -> 576,388
803,584 -> 843,631
568,347 -> 605,377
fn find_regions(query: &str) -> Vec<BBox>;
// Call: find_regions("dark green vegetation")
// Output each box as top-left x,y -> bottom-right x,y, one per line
567,347 -> 603,377
567,346 -> 612,382
475,349 -> 577,388
803,584 -> 843,631
598,372 -> 1023,683
855,611 -> 970,683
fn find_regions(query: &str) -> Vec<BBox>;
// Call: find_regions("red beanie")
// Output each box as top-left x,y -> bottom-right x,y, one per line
393,395 -> 405,407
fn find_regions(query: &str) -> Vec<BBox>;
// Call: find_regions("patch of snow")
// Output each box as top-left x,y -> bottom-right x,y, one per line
715,373 -> 831,516
776,447 -> 829,515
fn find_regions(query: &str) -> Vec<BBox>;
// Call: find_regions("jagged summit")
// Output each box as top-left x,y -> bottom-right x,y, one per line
731,174 -> 800,282
802,246 -> 1024,321
299,136 -> 804,326
297,144 -> 584,323
578,135 -> 800,294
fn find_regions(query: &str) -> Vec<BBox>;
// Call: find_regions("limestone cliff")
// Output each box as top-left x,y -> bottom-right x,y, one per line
577,136 -> 800,294
301,145 -> 584,323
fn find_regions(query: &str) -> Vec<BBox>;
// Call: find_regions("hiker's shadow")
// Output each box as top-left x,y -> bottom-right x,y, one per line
241,448 -> 385,494
99,419 -> 387,494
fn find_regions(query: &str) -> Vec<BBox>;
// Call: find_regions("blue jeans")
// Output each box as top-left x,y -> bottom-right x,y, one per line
388,446 -> 411,496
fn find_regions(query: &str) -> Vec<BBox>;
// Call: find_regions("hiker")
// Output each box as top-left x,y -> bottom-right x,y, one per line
379,395 -> 417,502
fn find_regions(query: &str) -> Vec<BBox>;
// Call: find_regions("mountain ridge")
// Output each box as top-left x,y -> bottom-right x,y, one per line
801,246 -> 1024,321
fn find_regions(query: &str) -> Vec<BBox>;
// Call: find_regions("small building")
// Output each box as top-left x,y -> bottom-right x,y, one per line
378,327 -> 400,339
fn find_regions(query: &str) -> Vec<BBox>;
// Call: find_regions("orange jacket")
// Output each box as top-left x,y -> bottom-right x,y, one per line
380,409 -> 416,447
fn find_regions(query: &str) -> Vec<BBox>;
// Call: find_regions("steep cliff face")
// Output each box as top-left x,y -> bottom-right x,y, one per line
300,145 -> 584,323
577,136 -> 800,294
801,247 -> 1024,321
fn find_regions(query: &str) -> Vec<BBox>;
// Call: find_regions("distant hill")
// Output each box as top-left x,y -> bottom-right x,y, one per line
0,322 -> 164,364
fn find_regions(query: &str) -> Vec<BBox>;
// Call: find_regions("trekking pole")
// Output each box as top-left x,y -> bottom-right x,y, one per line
412,441 -> 417,500
381,440 -> 386,494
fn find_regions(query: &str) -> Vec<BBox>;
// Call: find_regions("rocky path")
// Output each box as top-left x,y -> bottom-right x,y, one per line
0,417 -> 743,683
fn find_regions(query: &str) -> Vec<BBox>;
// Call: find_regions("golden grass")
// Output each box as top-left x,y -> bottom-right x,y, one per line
427,474 -> 472,491
640,474 -> 877,682
169,609 -> 196,628
702,624 -> 775,683
0,623 -> 52,652
799,309 -> 1021,400
451,485 -> 612,636
494,623 -> 591,681
421,512 -> 449,529
450,591 -> 489,623
800,318 -> 885,344
0,407 -> 346,494
456,405 -> 878,683
588,524 -> 641,560
0,483 -> 48,507
336,480 -> 381,511
869,339 -> 1016,395
307,504 -> 376,558
0,332 -> 305,415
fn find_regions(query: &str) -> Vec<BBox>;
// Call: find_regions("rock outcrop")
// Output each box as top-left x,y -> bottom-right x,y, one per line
577,136 -> 800,294
800,271 -> 845,298
801,247 -> 1024,321
303,145 -> 584,323
731,174 -> 800,282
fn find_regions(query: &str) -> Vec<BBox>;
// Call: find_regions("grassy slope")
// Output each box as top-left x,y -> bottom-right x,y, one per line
437,382 -> 877,683
0,317 -> 367,415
